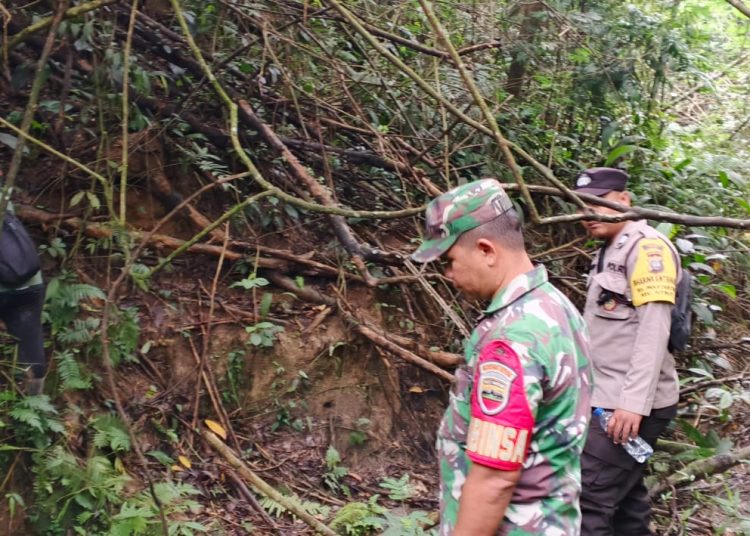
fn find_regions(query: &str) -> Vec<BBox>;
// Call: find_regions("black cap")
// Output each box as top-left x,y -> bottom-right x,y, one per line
574,167 -> 628,196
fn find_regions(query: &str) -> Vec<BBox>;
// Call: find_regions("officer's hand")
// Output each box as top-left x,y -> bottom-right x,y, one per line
607,409 -> 643,444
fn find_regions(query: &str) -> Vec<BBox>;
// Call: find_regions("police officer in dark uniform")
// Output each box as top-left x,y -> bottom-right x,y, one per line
575,168 -> 680,536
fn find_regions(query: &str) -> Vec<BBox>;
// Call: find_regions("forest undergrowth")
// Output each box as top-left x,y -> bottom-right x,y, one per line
1,0 -> 750,534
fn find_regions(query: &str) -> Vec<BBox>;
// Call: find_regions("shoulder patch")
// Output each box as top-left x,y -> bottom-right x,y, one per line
630,238 -> 677,306
477,362 -> 516,415
466,340 -> 535,470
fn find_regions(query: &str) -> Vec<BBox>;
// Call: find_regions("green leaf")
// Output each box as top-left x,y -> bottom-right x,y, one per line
691,302 -> 714,325
715,283 -> 736,299
677,419 -> 713,448
604,145 -> 638,166
0,132 -> 19,150
147,450 -> 175,465
70,191 -> 86,207
231,276 -> 269,290
259,292 -> 273,319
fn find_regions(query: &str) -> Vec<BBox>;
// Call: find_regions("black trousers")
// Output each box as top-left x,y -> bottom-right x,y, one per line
581,406 -> 676,536
0,284 -> 46,378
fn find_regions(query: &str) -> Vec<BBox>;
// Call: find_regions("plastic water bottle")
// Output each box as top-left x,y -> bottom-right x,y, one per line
593,408 -> 654,463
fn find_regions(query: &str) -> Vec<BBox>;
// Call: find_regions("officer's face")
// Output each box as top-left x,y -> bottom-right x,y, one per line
581,190 -> 630,241
443,239 -> 496,300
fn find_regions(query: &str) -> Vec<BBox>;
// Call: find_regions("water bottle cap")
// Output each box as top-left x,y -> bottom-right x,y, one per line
593,408 -> 604,417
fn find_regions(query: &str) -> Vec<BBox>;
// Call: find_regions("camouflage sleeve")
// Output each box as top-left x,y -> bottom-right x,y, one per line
465,340 -> 534,470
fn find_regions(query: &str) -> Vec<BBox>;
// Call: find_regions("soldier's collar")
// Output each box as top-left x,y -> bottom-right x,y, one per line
484,265 -> 549,315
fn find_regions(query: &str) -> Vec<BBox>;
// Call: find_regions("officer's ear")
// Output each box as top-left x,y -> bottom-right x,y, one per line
616,191 -> 631,206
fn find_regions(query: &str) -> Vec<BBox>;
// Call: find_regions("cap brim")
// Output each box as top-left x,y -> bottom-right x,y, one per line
574,187 -> 615,196
410,234 -> 459,263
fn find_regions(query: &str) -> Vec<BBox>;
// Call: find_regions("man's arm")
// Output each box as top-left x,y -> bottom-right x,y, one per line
609,301 -> 671,442
454,464 -> 521,536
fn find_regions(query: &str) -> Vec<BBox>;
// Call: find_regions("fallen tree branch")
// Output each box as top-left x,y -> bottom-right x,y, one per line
353,322 -> 454,382
655,439 -> 699,454
337,307 -> 455,383
497,183 -> 750,229
225,469 -> 279,531
1,0 -> 74,226
14,203 -> 291,268
261,273 -> 461,370
202,430 -> 338,536
265,272 -> 336,306
284,0 -> 502,59
378,331 -> 462,368
237,100 -> 395,266
726,0 -> 750,18
418,0 -> 541,223
2,0 -> 119,53
165,2 -> 427,225
679,373 -> 749,397
325,0 -> 588,220
647,444 -> 750,497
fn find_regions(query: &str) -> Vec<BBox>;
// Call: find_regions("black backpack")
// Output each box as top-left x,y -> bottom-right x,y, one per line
0,212 -> 40,287
668,269 -> 693,353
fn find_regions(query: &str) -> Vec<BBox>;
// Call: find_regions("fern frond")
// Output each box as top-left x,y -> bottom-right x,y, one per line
91,415 -> 131,453
259,492 -> 331,521
55,350 -> 92,391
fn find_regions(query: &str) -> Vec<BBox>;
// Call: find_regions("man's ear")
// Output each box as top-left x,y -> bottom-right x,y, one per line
618,191 -> 631,206
476,238 -> 498,260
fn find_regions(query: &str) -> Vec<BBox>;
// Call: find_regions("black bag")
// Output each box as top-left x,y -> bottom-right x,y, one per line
0,212 -> 40,286
668,269 -> 693,353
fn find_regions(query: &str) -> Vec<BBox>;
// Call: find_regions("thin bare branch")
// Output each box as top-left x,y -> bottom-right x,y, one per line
3,0 -> 119,52
726,0 -> 750,18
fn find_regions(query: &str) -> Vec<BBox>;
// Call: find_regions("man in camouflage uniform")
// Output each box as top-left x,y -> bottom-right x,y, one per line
574,168 -> 680,535
411,179 -> 592,535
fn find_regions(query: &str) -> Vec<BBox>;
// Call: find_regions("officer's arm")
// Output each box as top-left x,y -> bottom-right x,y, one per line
609,302 -> 671,441
619,301 -> 672,414
454,465 -> 521,535
614,237 -> 676,439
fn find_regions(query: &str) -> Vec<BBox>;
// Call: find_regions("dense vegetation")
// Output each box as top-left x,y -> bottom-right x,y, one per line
1,0 -> 749,534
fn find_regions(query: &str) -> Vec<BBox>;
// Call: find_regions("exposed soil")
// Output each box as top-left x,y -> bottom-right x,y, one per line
1,142 -> 749,536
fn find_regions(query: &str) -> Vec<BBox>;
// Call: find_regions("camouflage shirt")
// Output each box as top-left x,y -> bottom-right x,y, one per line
438,265 -> 592,535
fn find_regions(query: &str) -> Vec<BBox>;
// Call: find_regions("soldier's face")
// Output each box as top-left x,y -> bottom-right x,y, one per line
581,190 -> 630,240
443,239 -> 496,300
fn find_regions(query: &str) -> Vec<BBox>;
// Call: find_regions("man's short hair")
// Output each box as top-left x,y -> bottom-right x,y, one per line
457,208 -> 525,251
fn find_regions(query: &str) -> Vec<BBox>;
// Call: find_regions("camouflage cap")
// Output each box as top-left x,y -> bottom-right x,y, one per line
411,179 -> 513,263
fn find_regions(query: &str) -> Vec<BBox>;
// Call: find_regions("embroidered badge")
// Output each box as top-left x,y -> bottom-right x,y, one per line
630,238 -> 677,306
576,174 -> 592,187
644,243 -> 665,272
477,362 -> 516,415
602,298 -> 617,312
615,233 -> 630,248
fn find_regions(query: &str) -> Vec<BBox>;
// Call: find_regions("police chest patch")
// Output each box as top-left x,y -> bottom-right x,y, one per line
477,362 -> 516,415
